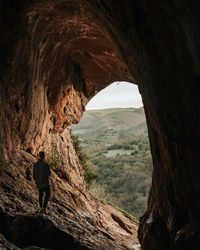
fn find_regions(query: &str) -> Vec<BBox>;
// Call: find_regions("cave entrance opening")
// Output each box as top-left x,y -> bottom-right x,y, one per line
71,81 -> 153,220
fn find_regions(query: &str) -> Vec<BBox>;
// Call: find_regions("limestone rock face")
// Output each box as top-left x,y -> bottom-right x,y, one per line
0,0 -> 200,249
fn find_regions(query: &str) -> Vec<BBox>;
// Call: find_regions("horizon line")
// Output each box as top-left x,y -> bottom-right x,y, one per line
86,105 -> 144,111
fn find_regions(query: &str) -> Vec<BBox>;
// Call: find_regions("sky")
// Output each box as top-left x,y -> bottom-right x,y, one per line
86,81 -> 143,110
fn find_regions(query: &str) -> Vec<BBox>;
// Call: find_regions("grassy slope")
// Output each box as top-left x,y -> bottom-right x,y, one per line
71,107 -> 148,144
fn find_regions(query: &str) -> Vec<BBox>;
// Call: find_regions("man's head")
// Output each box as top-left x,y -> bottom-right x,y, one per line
39,151 -> 45,160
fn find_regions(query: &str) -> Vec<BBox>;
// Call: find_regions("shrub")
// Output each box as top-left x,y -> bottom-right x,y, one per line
47,148 -> 61,171
107,144 -> 122,150
71,131 -> 98,188
123,145 -> 132,150
89,181 -> 110,200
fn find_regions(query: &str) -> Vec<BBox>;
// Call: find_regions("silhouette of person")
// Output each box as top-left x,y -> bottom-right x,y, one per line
33,151 -> 51,214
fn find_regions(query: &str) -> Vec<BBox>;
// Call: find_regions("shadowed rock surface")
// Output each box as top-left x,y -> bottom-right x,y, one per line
0,0 -> 200,249
0,147 -> 138,249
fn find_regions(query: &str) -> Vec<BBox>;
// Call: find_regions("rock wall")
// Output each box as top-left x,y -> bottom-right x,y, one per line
0,0 -> 200,249
0,144 -> 138,249
0,1 -> 138,249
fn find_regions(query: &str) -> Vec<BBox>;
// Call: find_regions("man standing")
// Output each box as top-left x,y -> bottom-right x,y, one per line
33,151 -> 51,214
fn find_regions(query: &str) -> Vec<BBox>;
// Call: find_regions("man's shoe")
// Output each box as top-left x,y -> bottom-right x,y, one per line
42,208 -> 47,214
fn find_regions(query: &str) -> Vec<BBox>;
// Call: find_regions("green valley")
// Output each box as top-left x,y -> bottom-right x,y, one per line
71,107 -> 153,219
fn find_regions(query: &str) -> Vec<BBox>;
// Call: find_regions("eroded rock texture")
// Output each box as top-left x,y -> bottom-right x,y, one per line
0,134 -> 138,249
0,0 -> 200,249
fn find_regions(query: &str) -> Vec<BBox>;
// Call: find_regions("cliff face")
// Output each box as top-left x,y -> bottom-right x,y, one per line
0,0 -> 200,249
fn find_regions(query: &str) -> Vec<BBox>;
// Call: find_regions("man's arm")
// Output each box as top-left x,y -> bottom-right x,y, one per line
33,163 -> 38,180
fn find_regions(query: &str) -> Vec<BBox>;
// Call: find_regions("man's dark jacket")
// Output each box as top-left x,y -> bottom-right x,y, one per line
33,160 -> 51,189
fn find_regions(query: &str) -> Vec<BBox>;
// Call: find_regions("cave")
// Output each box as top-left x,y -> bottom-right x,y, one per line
0,0 -> 200,249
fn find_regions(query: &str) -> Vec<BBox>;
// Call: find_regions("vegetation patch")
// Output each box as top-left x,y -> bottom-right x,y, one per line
105,149 -> 133,157
71,131 -> 98,188
102,200 -> 138,224
71,108 -> 153,219
47,148 -> 61,172
89,181 -> 111,201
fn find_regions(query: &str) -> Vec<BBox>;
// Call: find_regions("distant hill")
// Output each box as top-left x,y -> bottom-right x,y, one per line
71,107 -> 148,144
71,107 -> 152,219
